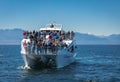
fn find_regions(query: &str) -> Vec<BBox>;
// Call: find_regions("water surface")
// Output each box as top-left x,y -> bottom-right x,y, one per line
0,45 -> 120,82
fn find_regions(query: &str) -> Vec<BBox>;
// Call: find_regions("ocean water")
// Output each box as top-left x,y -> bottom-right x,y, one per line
0,45 -> 120,82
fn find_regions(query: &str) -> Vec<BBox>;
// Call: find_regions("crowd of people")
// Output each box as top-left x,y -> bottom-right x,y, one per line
23,30 -> 75,54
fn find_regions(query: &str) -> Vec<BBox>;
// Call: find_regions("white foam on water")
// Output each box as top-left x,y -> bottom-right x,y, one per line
17,65 -> 24,69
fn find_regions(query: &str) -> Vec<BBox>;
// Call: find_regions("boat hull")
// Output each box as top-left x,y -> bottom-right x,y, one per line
22,52 -> 76,69
56,51 -> 76,68
22,53 -> 56,69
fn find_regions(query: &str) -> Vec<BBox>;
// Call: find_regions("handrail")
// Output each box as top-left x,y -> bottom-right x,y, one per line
26,45 -> 63,55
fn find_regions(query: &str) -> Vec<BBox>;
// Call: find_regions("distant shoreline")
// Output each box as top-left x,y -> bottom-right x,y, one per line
0,43 -> 20,45
0,29 -> 120,45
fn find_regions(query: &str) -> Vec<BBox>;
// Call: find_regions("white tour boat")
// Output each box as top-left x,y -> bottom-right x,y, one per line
21,23 -> 76,69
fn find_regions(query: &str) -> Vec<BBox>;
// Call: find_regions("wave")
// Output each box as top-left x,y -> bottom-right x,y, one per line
0,54 -> 3,57
17,65 -> 24,69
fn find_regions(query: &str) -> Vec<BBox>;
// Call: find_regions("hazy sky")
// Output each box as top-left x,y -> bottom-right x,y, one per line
0,0 -> 120,35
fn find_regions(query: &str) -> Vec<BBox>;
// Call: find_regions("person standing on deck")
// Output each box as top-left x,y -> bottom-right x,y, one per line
37,41 -> 42,54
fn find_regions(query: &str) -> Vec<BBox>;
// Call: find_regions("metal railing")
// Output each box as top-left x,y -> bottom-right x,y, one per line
26,45 -> 64,55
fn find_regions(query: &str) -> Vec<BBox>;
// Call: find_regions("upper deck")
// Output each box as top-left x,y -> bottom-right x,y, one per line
40,24 -> 62,31
21,23 -> 75,55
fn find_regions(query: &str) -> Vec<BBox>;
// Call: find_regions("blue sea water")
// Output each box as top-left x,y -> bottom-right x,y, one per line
0,45 -> 120,82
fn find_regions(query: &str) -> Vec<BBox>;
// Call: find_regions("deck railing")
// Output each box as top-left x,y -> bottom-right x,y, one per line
26,45 -> 64,55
